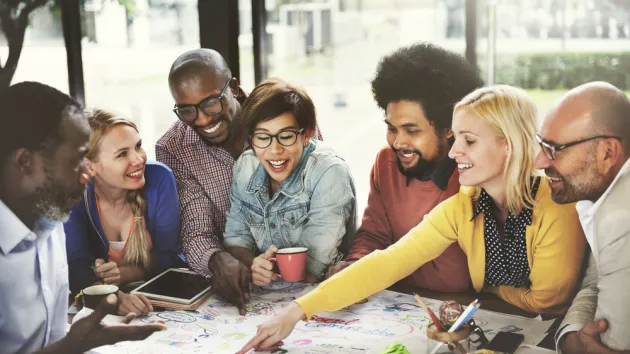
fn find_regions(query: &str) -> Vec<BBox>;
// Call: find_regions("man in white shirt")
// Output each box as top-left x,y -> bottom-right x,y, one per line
0,82 -> 165,354
535,81 -> 630,354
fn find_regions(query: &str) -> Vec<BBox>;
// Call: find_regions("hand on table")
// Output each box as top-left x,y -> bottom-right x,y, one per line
209,251 -> 252,316
237,303 -> 305,353
118,292 -> 153,316
61,294 -> 165,353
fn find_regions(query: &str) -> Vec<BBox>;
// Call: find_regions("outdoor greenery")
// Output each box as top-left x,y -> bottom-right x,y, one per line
495,52 -> 630,90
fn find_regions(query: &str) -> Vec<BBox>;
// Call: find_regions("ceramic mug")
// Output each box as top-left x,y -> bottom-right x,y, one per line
80,284 -> 119,311
269,247 -> 308,282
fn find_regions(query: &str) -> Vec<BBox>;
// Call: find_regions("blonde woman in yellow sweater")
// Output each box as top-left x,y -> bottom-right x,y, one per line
238,85 -> 587,353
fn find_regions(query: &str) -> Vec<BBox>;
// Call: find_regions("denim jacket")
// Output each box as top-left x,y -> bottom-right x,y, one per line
223,139 -> 357,277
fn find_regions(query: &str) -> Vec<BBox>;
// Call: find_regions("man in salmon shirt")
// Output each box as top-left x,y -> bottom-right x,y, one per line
326,43 -> 483,292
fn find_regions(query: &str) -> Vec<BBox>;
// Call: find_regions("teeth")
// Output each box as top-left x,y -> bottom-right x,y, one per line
402,153 -> 416,158
549,177 -> 562,182
127,170 -> 142,177
458,163 -> 473,169
204,121 -> 222,134
269,160 -> 287,167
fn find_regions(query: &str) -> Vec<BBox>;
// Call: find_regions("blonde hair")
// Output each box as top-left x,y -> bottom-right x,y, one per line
85,109 -> 152,271
454,85 -> 538,215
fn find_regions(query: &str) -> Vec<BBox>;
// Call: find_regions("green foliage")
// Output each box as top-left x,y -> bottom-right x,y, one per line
492,52 -> 630,90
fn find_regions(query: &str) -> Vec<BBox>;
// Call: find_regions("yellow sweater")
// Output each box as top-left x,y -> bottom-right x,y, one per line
296,181 -> 586,316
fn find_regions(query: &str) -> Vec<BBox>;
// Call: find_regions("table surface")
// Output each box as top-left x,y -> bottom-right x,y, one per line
391,284 -> 562,351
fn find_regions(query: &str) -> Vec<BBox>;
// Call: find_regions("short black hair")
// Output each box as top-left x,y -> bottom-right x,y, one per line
168,49 -> 232,89
371,42 -> 484,132
0,82 -> 82,167
241,78 -> 317,138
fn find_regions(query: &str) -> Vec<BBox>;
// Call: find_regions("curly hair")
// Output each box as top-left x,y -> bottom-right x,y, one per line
371,42 -> 483,132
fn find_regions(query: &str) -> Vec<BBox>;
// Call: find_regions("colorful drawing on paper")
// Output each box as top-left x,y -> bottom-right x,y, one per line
90,282 -> 555,354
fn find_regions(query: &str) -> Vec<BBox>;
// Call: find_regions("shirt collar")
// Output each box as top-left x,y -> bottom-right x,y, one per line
247,139 -> 317,197
414,156 -> 456,190
0,200 -> 57,255
471,177 -> 540,224
576,157 -> 630,219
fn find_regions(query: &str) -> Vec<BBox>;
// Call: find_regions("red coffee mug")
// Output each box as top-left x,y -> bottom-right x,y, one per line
269,247 -> 308,282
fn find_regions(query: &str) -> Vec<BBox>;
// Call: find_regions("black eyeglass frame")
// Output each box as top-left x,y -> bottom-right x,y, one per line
172,78 -> 233,123
249,128 -> 305,149
536,133 -> 622,160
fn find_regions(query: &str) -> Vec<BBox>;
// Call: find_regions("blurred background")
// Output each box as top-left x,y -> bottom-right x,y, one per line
2,0 -> 629,215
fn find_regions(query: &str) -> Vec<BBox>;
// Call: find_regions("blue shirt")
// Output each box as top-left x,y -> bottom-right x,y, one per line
64,161 -> 182,294
223,140 -> 357,276
0,201 -> 69,354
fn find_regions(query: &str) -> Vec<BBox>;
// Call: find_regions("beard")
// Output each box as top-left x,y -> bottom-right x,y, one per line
394,148 -> 438,179
545,152 -> 609,204
392,140 -> 447,179
31,161 -> 85,222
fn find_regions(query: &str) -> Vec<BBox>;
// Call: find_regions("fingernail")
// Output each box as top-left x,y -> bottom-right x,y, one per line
106,294 -> 116,304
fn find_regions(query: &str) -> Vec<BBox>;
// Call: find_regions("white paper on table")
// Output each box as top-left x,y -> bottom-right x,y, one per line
88,282 -> 555,354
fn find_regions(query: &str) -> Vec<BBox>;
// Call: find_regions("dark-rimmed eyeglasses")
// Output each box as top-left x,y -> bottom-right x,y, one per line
172,79 -> 233,123
249,129 -> 305,149
536,133 -> 622,160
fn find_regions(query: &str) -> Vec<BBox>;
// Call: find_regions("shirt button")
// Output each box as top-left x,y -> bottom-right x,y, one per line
270,223 -> 276,229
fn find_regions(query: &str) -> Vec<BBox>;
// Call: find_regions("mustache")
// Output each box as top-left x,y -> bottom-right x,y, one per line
544,167 -> 563,179
391,147 -> 421,156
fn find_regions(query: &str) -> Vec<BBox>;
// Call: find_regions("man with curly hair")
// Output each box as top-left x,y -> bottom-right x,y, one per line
326,43 -> 483,292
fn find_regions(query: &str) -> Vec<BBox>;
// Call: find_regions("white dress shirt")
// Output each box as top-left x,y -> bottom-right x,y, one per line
0,200 -> 70,354
556,157 -> 630,351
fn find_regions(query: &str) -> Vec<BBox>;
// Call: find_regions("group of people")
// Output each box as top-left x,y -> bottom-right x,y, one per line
0,41 -> 629,354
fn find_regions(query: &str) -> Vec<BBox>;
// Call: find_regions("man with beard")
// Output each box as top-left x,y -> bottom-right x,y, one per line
326,43 -> 483,292
157,49 -> 320,315
536,82 -> 630,353
0,82 -> 165,354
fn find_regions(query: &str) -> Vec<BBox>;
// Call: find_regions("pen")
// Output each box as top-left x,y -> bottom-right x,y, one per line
429,299 -> 479,354
413,293 -> 445,331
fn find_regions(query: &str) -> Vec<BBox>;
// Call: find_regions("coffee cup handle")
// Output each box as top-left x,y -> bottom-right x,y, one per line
74,290 -> 85,310
268,258 -> 282,278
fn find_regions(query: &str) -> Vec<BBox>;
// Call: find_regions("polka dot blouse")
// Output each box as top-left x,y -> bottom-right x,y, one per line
473,177 -> 541,288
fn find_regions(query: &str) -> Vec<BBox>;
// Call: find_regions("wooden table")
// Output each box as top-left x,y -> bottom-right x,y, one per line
390,284 -> 562,351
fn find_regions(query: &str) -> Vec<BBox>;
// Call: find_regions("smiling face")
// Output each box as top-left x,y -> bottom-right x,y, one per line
534,97 -> 606,203
87,124 -> 147,191
385,100 -> 452,178
170,70 -> 239,146
448,108 -> 508,189
252,112 -> 310,193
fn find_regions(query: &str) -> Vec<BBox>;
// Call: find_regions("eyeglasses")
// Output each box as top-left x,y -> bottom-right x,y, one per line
172,79 -> 232,123
536,133 -> 622,160
249,129 -> 305,149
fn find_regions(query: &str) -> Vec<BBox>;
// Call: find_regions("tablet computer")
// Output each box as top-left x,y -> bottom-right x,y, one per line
131,268 -> 212,304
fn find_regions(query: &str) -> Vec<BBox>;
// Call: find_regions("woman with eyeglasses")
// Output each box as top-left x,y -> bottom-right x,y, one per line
237,85 -> 588,353
64,109 -> 182,315
222,78 -> 357,285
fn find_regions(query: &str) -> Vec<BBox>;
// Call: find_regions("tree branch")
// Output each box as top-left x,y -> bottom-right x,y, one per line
0,0 -> 51,87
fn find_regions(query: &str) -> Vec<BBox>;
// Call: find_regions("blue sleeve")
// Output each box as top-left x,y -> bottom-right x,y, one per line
223,157 -> 258,252
64,200 -> 99,295
150,166 -> 182,273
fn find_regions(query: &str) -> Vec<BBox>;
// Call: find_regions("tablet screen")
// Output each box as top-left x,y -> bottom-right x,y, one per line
135,269 -> 211,301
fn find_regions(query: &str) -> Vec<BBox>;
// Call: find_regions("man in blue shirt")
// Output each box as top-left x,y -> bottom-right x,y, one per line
0,82 -> 165,354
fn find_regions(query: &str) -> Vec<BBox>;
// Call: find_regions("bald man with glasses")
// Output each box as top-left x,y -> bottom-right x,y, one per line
535,82 -> 630,354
